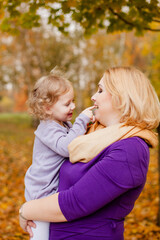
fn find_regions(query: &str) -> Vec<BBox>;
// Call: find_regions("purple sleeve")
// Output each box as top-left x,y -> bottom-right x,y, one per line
36,113 -> 90,157
58,138 -> 149,221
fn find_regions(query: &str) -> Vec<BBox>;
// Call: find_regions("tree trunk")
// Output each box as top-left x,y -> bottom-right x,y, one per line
157,124 -> 160,226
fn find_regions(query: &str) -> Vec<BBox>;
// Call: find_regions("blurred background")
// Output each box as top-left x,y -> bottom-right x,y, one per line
0,1 -> 160,239
0,30 -> 160,115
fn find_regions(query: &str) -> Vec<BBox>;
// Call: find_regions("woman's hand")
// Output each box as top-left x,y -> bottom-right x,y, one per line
19,214 -> 28,232
19,215 -> 36,238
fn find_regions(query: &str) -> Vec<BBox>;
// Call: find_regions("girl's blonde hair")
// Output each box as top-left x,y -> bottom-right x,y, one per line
27,68 -> 72,120
103,66 -> 160,129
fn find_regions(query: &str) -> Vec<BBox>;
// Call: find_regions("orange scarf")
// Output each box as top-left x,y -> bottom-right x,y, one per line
68,122 -> 158,163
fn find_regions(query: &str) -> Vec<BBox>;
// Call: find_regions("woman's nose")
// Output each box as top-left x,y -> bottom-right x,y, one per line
91,93 -> 96,102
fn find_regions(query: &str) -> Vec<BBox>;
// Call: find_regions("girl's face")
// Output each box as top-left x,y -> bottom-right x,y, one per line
91,77 -> 120,126
46,88 -> 75,125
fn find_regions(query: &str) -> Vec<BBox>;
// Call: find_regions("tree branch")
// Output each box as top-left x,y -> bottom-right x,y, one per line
108,7 -> 160,32
153,19 -> 160,23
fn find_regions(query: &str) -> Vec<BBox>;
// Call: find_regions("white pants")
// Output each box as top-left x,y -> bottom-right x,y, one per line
30,221 -> 49,240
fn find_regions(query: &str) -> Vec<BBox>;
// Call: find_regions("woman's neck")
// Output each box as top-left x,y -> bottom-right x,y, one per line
103,113 -> 120,127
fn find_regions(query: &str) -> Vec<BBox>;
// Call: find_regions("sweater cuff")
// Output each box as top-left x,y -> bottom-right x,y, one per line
76,113 -> 91,125
58,191 -> 70,221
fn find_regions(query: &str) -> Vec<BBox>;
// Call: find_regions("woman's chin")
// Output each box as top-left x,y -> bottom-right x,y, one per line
94,113 -> 99,122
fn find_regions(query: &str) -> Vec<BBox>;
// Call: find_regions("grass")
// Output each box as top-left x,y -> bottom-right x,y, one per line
0,112 -> 32,127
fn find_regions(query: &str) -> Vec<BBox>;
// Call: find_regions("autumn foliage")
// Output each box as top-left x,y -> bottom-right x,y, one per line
0,115 -> 160,239
14,87 -> 28,112
0,117 -> 33,240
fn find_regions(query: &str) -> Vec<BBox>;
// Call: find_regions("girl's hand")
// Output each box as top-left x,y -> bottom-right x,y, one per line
82,106 -> 96,122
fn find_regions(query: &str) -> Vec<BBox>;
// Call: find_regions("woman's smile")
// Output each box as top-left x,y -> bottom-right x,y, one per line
91,77 -> 120,126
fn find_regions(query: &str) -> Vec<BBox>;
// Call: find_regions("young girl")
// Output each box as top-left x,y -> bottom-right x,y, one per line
24,68 -> 94,240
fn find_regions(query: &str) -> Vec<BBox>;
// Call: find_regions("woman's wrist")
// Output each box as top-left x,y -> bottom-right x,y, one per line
19,203 -> 28,220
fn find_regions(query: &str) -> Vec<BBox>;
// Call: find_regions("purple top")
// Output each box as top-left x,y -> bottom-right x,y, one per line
25,113 -> 90,201
49,137 -> 149,240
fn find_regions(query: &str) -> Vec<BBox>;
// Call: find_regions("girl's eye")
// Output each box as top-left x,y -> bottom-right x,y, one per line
65,103 -> 70,107
65,99 -> 74,106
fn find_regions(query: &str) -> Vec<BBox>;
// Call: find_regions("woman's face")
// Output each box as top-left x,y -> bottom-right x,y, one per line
91,77 -> 120,126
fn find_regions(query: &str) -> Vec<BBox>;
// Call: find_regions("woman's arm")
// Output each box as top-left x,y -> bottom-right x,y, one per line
20,193 -> 67,225
19,192 -> 67,235
20,138 -> 148,230
58,138 -> 149,221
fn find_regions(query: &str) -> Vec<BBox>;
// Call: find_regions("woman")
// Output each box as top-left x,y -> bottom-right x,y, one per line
19,66 -> 160,240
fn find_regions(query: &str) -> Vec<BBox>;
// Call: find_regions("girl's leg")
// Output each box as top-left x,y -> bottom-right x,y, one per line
30,221 -> 49,240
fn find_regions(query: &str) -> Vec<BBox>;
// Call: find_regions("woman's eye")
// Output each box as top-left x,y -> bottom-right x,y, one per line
98,89 -> 102,93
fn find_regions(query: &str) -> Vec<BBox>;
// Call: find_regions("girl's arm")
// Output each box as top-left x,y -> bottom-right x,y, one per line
37,112 -> 92,157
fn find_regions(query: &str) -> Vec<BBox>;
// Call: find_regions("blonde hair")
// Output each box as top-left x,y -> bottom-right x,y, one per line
27,68 -> 72,120
103,66 -> 160,129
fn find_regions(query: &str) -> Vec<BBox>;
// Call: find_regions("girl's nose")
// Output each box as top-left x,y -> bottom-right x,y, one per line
71,102 -> 75,110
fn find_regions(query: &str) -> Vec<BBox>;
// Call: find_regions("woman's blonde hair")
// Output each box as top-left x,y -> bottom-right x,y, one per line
27,68 -> 72,120
103,66 -> 160,129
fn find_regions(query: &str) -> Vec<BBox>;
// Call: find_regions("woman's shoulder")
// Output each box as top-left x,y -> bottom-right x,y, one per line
109,136 -> 149,157
100,137 -> 150,186
106,136 -> 150,168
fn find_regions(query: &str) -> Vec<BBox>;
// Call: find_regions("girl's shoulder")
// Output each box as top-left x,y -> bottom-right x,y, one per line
35,120 -> 70,137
